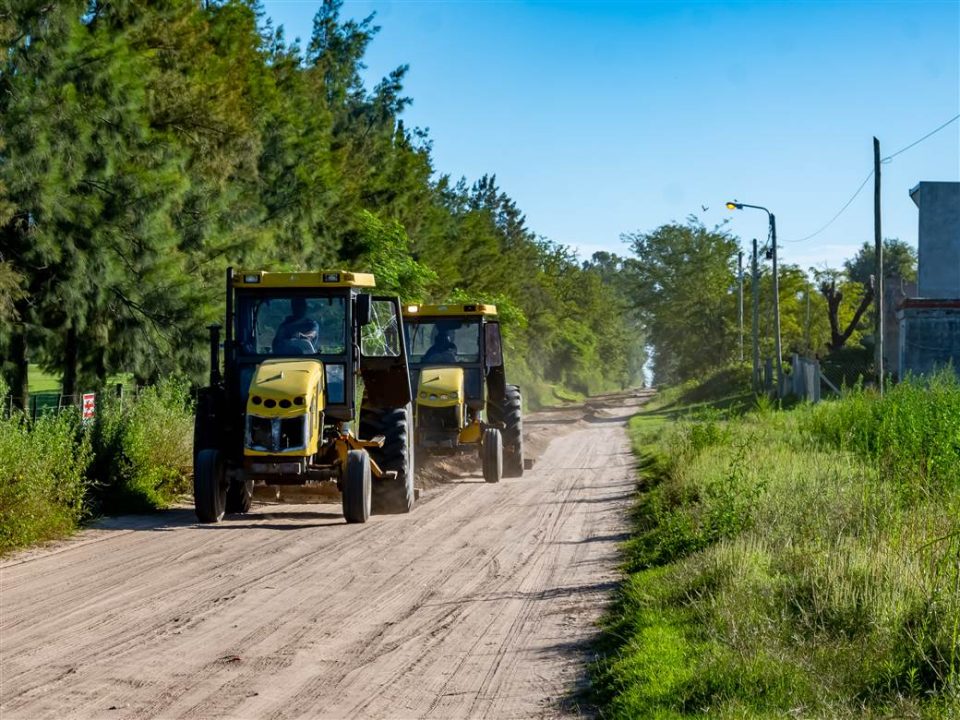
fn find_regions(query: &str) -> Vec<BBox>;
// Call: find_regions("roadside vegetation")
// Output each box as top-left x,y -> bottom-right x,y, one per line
0,379 -> 193,555
593,369 -> 960,718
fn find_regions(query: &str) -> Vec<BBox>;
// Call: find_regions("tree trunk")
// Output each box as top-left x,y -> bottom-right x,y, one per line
820,279 -> 874,351
8,325 -> 28,411
63,326 -> 78,399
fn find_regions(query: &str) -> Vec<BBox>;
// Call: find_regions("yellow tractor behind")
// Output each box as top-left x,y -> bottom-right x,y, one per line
402,303 -> 524,483
193,269 -> 414,524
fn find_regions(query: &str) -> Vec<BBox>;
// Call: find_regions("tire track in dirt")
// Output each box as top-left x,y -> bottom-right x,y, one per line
0,390 -> 652,719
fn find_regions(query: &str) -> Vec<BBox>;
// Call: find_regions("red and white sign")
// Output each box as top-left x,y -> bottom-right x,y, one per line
82,393 -> 96,421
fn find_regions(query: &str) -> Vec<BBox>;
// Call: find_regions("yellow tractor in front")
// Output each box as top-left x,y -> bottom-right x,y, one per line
402,304 -> 524,483
193,269 -> 414,524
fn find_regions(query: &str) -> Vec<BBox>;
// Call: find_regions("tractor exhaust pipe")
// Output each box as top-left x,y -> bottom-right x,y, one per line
208,323 -> 222,386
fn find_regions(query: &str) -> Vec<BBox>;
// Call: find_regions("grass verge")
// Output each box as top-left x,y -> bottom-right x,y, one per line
592,369 -> 960,718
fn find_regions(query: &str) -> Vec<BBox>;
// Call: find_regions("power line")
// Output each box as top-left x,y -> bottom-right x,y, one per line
783,113 -> 960,244
881,113 -> 960,163
783,170 -> 873,243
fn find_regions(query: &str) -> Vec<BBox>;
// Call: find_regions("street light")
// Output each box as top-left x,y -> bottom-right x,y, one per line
726,200 -> 783,397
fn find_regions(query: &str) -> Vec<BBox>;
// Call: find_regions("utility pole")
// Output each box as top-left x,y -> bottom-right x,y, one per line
738,250 -> 744,362
874,136 -> 884,394
770,214 -> 783,397
804,289 -> 811,353
751,238 -> 760,392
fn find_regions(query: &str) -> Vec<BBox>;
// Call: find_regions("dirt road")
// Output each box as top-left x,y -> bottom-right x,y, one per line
0,392 -> 649,720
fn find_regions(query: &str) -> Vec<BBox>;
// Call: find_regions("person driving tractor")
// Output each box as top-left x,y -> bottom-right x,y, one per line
273,297 -> 320,354
421,326 -> 458,364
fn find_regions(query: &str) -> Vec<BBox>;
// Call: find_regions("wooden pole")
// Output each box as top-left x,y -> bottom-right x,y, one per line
770,214 -> 783,397
874,136 -> 884,394
751,238 -> 761,391
738,250 -> 744,362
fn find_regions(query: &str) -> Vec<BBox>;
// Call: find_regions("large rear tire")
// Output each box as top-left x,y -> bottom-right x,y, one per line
360,404 -> 415,514
194,448 -> 226,523
482,428 -> 503,484
225,477 -> 253,514
342,450 -> 371,523
489,384 -> 524,477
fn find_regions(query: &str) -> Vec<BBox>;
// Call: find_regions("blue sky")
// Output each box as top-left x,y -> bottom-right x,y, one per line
261,0 -> 959,271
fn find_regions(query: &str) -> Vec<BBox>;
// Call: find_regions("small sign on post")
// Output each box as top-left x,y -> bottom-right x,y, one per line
81,393 -> 96,423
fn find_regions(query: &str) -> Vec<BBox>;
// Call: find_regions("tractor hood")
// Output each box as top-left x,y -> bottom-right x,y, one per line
416,367 -> 464,408
246,358 -> 324,418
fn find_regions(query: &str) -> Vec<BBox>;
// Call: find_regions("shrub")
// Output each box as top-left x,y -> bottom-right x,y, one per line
89,378 -> 193,514
0,411 -> 91,553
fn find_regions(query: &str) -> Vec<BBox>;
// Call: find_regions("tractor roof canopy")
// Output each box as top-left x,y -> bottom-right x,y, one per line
233,270 -> 376,289
403,303 -> 497,318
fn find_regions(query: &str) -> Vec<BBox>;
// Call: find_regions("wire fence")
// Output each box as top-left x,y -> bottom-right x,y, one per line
2,384 -> 143,421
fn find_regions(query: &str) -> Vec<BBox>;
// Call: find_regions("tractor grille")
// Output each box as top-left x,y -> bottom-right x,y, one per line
279,418 -> 305,450
420,405 -> 459,432
246,415 -> 307,453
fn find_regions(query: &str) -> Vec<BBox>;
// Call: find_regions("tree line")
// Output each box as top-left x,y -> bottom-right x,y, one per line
0,0 -> 645,406
624,217 -> 917,385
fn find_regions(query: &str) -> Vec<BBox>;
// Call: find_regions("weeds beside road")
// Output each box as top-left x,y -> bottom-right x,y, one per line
594,369 -> 960,718
0,379 -> 192,554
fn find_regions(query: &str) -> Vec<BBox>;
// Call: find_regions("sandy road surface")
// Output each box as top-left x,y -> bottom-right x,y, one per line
0,391 -> 650,720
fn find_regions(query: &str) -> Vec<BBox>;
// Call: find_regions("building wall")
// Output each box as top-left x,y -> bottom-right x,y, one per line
899,306 -> 960,377
884,278 -> 916,379
912,182 -> 960,298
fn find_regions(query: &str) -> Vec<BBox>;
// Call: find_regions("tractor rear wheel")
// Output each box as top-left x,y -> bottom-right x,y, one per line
225,477 -> 253,514
361,404 -> 415,514
481,428 -> 503,484
194,448 -> 226,523
342,450 -> 371,523
490,384 -> 524,477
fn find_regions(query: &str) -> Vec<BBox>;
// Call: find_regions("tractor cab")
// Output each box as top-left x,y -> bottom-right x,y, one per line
193,269 -> 414,524
402,304 -> 524,482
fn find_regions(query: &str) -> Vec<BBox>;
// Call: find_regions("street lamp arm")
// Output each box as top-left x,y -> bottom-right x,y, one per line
736,202 -> 771,217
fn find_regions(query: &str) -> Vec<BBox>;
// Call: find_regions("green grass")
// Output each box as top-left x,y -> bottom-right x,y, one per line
28,364 -> 61,393
22,363 -> 136,395
592,370 -> 960,719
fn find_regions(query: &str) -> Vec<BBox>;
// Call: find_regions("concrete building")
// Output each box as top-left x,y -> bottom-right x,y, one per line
898,181 -> 960,378
883,277 -> 916,379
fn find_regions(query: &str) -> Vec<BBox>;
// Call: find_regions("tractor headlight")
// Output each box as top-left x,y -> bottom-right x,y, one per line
419,391 -> 427,399
440,394 -> 449,400
450,391 -> 458,399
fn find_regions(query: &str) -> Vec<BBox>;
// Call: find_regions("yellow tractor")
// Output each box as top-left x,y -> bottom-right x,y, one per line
193,269 -> 414,524
402,304 -> 524,483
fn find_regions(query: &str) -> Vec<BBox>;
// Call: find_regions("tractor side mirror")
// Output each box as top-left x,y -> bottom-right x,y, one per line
484,323 -> 504,369
356,293 -> 373,326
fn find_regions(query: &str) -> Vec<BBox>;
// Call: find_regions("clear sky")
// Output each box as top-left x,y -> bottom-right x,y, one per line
261,0 -> 959,271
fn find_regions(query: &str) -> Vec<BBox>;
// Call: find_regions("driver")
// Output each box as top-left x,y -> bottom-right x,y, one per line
422,327 -> 457,364
273,297 -> 320,354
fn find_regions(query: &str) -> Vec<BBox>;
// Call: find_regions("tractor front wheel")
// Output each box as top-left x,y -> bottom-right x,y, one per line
361,404 -> 415,514
342,450 -> 371,523
481,428 -> 503,484
194,448 -> 226,523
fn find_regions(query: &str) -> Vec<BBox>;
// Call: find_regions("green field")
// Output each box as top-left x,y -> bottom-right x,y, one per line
28,365 -> 62,393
